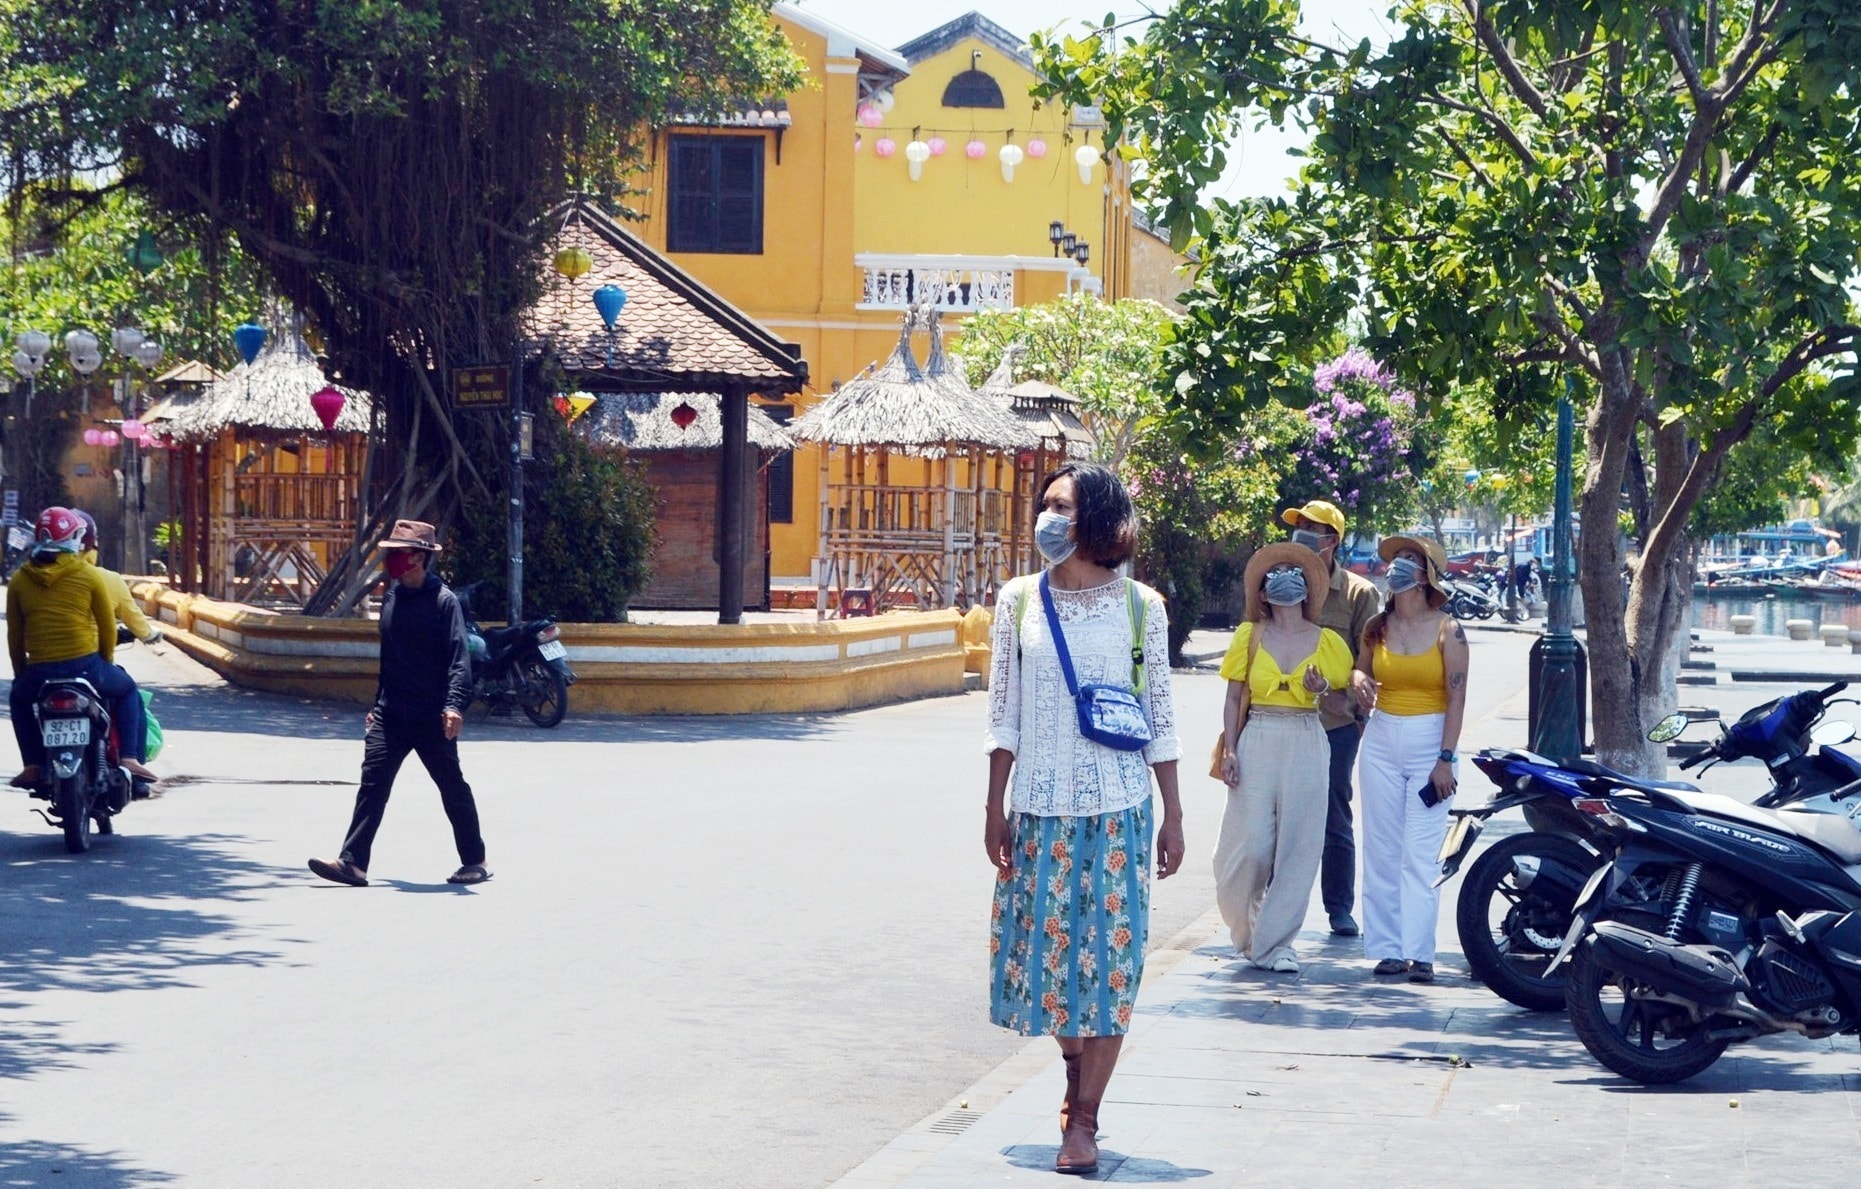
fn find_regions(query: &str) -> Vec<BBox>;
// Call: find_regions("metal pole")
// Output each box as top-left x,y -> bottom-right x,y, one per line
1533,377 -> 1582,760
508,354 -> 524,626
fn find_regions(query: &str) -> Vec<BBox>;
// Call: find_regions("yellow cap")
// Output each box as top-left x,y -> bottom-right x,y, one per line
1281,499 -> 1346,538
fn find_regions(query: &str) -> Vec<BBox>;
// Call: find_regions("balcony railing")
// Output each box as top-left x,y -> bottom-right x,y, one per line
854,253 -> 1083,313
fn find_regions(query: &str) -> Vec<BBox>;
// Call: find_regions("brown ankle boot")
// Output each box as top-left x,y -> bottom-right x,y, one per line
1055,1102 -> 1099,1175
1059,1052 -> 1081,1134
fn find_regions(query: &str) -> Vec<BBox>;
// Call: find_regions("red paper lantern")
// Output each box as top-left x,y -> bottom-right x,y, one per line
310,385 -> 346,431
670,402 -> 698,430
553,394 -> 572,419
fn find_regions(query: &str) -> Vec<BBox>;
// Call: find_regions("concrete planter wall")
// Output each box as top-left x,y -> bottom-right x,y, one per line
134,584 -> 966,715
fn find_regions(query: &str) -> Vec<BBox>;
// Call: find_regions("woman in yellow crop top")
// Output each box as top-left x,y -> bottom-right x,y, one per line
1351,536 -> 1470,984
1212,542 -> 1353,974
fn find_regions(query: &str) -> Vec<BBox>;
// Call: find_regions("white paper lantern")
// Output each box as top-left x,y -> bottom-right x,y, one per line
10,348 -> 39,377
17,330 -> 51,357
110,326 -> 145,355
904,139 -> 931,181
999,143 -> 1025,183
1074,143 -> 1101,184
134,340 -> 164,369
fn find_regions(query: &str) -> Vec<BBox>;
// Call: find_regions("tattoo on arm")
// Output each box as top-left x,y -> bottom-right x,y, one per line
1452,623 -> 1466,642
1449,671 -> 1466,691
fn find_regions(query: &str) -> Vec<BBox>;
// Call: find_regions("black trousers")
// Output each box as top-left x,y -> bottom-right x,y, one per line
339,712 -> 485,872
1320,722 -> 1362,917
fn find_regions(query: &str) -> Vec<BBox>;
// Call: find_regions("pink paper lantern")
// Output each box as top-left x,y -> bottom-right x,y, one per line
857,104 -> 883,128
965,139 -> 986,160
310,384 -> 347,431
100,429 -> 120,447
83,428 -> 102,446
121,419 -> 147,440
1026,138 -> 1048,158
874,137 -> 897,158
927,137 -> 947,157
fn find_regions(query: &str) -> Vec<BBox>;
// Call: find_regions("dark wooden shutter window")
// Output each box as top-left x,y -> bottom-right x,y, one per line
762,403 -> 794,524
668,135 -> 764,254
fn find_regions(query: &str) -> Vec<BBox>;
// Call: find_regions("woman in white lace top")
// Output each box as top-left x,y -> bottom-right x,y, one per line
984,462 -> 1182,1176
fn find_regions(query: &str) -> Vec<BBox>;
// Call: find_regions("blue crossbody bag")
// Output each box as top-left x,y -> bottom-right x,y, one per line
1037,573 -> 1153,752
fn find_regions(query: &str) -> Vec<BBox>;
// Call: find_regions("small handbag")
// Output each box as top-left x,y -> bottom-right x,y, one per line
1209,626 -> 1261,781
1039,573 -> 1153,752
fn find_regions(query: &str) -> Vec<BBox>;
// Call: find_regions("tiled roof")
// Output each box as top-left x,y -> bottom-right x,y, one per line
897,12 -> 1035,70
668,99 -> 792,130
526,201 -> 807,394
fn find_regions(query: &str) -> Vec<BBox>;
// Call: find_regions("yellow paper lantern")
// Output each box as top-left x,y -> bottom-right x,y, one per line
566,392 -> 598,422
553,247 -> 593,280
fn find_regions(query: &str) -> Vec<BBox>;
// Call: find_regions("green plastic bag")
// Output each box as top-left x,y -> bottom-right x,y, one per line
141,689 -> 164,762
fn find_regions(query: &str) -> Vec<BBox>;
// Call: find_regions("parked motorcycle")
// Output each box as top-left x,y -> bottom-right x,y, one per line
456,583 -> 576,728
26,675 -> 140,854
1549,771 -> 1861,1083
1439,681 -> 1861,1011
1446,579 -> 1499,621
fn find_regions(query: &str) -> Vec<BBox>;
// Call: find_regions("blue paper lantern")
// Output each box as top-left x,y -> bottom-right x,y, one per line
1463,468 -> 1481,487
592,284 -> 628,330
233,322 -> 267,366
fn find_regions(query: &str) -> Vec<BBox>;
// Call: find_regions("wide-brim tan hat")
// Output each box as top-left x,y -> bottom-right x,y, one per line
1377,534 -> 1449,607
1244,542 -> 1329,623
380,519 -> 442,552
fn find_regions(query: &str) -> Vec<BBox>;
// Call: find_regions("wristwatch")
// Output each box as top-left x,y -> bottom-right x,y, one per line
1437,749 -> 1457,763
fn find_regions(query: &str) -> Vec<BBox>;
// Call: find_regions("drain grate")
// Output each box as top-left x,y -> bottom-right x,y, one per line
926,1109 -> 982,1135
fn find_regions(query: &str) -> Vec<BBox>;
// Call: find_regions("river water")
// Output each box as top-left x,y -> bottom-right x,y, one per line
1692,592 -> 1861,636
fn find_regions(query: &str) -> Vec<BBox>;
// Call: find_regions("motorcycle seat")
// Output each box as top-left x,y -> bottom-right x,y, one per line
481,625 -> 526,651
1563,757 -> 1699,794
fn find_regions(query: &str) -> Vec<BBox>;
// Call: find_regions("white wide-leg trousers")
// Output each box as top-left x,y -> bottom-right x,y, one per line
1357,710 -> 1453,963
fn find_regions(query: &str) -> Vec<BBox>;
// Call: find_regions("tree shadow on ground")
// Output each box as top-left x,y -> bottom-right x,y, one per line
0,1133 -> 180,1186
0,829 -> 288,1078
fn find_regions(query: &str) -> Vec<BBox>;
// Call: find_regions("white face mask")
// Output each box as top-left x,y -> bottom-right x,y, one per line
1035,510 -> 1077,565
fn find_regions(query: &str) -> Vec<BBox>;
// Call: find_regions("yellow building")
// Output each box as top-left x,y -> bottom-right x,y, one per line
631,6 -> 1159,584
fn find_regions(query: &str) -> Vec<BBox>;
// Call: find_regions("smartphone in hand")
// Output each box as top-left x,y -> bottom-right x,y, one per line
1416,782 -> 1444,808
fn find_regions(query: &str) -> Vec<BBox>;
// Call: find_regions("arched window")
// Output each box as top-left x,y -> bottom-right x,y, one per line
942,69 -> 1004,109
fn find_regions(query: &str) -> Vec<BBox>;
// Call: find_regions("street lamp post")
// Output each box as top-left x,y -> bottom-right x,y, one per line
1532,376 -> 1583,760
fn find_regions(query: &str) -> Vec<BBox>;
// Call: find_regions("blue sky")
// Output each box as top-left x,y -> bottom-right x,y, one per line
785,0 -> 1397,198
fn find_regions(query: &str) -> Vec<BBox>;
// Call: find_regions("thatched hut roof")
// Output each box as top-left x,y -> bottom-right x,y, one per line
164,329 -> 373,442
791,312 -> 1035,457
581,392 -> 793,453
976,345 -> 1096,459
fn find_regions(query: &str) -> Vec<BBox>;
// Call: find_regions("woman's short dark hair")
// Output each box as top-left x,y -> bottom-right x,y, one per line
1038,462 -> 1138,567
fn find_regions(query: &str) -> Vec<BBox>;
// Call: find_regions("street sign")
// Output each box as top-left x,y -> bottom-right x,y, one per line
2,489 -> 17,526
453,365 -> 511,410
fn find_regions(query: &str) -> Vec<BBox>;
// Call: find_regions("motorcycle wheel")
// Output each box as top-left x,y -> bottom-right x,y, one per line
1449,596 -> 1474,620
1457,832 -> 1598,1011
1473,602 -> 1496,620
1565,936 -> 1729,1084
55,777 -> 92,854
519,659 -> 569,728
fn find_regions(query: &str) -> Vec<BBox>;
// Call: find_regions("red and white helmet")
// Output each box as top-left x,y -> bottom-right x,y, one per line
34,506 -> 86,552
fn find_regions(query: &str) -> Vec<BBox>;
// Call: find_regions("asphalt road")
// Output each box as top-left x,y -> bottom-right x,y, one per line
0,621 -> 1534,1187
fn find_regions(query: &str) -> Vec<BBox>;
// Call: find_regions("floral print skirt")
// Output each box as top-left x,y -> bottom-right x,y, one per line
989,800 -> 1153,1037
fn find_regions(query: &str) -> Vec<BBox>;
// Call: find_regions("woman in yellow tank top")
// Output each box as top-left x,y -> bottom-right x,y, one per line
1352,536 -> 1469,985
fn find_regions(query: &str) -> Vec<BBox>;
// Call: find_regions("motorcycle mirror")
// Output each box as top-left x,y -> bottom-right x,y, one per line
1810,720 -> 1856,747
1647,713 -> 1689,743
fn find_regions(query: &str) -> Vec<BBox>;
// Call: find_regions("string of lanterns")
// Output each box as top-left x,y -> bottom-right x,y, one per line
854,103 -> 1101,185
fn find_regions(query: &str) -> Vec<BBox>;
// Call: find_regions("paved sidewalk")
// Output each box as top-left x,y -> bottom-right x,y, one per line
837,628 -> 1861,1187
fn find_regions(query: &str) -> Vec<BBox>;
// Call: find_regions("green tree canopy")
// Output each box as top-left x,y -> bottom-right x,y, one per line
1036,0 -> 1861,771
2,0 -> 803,610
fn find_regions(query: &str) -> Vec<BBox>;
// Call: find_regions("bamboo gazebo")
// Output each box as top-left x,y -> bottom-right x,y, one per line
163,327 -> 374,608
581,392 -> 795,609
792,306 -> 1035,616
977,346 -> 1098,576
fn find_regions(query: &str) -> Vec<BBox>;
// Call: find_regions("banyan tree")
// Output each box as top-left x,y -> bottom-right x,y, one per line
790,306 -> 1035,615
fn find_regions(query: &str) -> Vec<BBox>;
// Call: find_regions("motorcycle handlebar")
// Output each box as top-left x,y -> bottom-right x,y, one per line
1678,747 -> 1714,771
1818,681 -> 1850,701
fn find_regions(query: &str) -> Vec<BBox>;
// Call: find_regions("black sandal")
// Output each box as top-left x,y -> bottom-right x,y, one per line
447,864 -> 490,885
308,857 -> 368,887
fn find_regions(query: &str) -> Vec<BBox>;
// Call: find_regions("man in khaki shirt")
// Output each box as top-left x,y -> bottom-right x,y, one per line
1282,499 -> 1382,937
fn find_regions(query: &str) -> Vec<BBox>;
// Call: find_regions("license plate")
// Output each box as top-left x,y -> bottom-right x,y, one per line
1437,815 -> 1477,865
42,719 -> 90,748
538,640 -> 566,661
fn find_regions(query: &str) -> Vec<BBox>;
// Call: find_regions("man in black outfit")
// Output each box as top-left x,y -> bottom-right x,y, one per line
309,520 -> 488,887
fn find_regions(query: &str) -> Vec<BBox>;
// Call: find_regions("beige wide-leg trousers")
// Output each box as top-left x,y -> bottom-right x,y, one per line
1212,711 -> 1329,965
